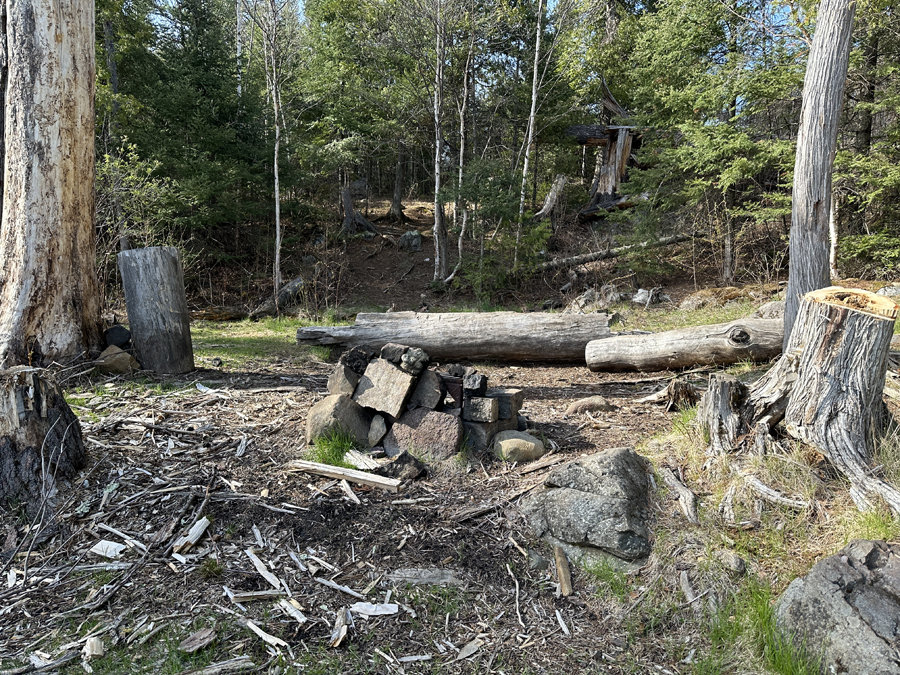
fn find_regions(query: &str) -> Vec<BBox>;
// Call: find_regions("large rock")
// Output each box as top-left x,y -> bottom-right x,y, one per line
775,539 -> 900,675
353,358 -> 416,418
306,395 -> 371,447
409,370 -> 445,410
383,408 -> 462,461
492,431 -> 545,463
520,447 -> 651,566
327,364 -> 359,397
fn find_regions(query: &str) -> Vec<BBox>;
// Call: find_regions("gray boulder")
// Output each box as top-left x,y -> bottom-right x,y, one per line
409,369 -> 445,410
520,447 -> 651,565
327,364 -> 359,396
398,230 -> 422,252
877,284 -> 900,298
306,394 -> 371,447
753,300 -> 785,319
776,539 -> 900,675
383,408 -> 463,461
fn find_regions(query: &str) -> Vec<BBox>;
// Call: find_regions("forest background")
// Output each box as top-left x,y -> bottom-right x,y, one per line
94,0 -> 900,310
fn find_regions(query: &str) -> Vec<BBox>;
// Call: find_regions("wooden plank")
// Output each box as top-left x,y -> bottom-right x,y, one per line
554,546 -> 573,597
284,460 -> 401,493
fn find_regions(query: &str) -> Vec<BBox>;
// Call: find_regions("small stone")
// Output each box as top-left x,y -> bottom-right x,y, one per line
353,359 -> 417,418
486,388 -> 525,420
96,345 -> 140,374
368,415 -> 387,447
104,324 -> 131,348
565,396 -> 618,416
400,347 -> 429,375
340,346 -> 375,376
373,451 -> 427,481
517,415 -> 529,432
380,343 -> 408,363
409,369 -> 445,410
528,549 -> 549,571
463,373 -> 488,398
716,550 -> 746,574
492,431 -> 545,463
306,394 -> 371,447
327,364 -> 359,397
447,364 -> 475,378
463,397 -> 499,423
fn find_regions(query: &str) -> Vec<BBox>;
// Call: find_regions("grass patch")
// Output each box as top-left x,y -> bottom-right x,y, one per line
308,427 -> 357,468
585,557 -> 631,602
615,297 -> 757,333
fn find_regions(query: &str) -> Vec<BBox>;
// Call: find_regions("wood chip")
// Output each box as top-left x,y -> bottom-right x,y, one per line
89,540 -> 126,559
553,546 -> 573,597
339,479 -> 361,505
244,548 -> 282,591
555,609 -> 570,636
230,590 -> 286,603
314,576 -> 365,599
277,599 -> 307,625
329,608 -> 351,648
173,516 -> 211,554
349,602 -> 399,617
242,619 -> 288,649
179,628 -> 216,654
454,638 -> 482,661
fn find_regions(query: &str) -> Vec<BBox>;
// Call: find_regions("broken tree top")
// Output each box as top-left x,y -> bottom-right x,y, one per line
296,311 -> 613,363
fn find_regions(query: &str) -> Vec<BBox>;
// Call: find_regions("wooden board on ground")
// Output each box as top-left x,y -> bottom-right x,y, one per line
285,459 -> 402,493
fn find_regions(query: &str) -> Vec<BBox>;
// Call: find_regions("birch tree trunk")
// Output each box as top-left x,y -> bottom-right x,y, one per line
0,0 -> 101,368
432,0 -> 448,282
514,0 -> 544,271
784,0 -> 856,349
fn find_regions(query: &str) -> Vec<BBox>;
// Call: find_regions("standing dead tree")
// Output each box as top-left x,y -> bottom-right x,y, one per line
698,287 -> 900,514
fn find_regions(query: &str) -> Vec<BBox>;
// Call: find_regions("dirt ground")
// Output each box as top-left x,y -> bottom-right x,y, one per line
2,212 -> 898,674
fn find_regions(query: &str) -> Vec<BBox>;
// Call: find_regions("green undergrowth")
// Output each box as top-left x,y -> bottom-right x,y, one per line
307,427 -> 357,468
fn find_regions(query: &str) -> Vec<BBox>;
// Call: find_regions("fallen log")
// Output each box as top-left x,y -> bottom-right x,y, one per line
536,232 -> 697,272
585,318 -> 783,372
249,276 -> 305,320
296,311 -> 613,362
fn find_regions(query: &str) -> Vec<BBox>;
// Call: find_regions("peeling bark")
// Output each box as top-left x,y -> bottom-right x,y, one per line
0,0 -> 101,367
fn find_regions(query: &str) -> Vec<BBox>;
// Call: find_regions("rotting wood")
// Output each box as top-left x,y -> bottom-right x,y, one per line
284,460 -> 401,493
660,468 -> 699,524
743,475 -> 809,510
553,546 -> 573,597
586,318 -> 783,372
297,312 -> 613,363
173,517 -> 210,554
536,232 -> 696,272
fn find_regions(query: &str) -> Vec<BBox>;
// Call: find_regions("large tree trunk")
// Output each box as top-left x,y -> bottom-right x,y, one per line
388,142 -> 407,222
297,311 -> 613,362
585,318 -> 783,372
0,0 -> 101,368
0,368 -> 85,514
341,186 -> 378,236
784,0 -> 856,349
118,247 -> 194,374
699,287 -> 900,514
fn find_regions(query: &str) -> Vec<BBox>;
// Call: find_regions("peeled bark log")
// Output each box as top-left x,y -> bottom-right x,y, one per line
0,368 -> 85,513
297,311 -> 612,362
118,247 -> 194,374
536,232 -> 695,272
0,0 -> 101,368
783,287 -> 899,512
586,318 -> 783,372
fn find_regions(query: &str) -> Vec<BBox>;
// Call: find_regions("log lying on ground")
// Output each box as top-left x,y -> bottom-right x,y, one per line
297,311 -> 613,362
249,276 -> 305,320
699,287 -> 900,514
585,318 -> 783,372
536,232 -> 697,272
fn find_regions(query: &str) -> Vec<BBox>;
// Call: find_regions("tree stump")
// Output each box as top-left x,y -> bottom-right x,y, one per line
697,287 -> 900,513
0,368 -> 85,513
118,247 -> 194,374
783,287 -> 899,511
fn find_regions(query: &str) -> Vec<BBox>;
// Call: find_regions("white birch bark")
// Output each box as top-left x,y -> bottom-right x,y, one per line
0,0 -> 101,367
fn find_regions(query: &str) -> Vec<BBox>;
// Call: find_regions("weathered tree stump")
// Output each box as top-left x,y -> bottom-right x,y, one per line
117,247 -> 194,374
783,288 -> 899,511
0,368 -> 85,513
698,287 -> 900,513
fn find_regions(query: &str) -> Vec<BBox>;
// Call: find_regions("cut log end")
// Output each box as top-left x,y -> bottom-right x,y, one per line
807,286 -> 898,321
